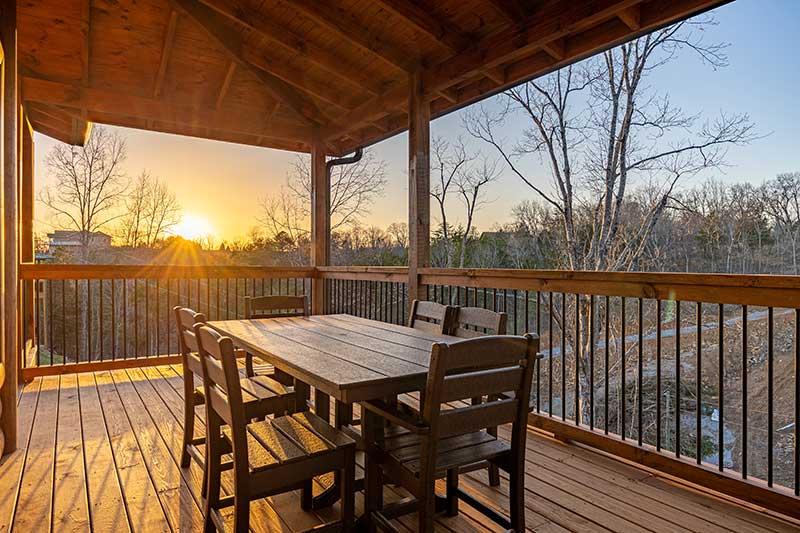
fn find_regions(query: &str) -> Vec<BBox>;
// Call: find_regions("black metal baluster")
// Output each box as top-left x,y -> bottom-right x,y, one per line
742,304 -> 748,479
87,280 -> 92,361
675,301 -> 681,457
75,280 -> 79,362
99,280 -> 104,361
562,293 -> 567,421
145,279 -> 150,356
638,297 -> 643,446
656,299 -> 662,451
575,293 -> 580,426
768,306 -> 774,487
696,302 -> 702,465
549,292 -> 553,417
718,303 -> 724,471
589,294 -> 595,430
604,295 -> 610,434
795,308 -> 799,495
621,297 -> 626,439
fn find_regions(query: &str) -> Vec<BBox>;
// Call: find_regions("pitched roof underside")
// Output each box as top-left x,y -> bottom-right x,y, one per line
19,0 -> 731,154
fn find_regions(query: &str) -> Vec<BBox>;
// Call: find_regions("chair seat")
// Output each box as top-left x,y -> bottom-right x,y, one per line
383,429 -> 510,477
195,373 -> 294,418
223,412 -> 355,473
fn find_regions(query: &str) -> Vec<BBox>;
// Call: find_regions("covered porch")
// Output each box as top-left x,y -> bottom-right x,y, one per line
2,0 -> 800,530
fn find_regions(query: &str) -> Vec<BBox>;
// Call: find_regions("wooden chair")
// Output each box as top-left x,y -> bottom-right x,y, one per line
450,306 -> 507,338
408,300 -> 455,335
243,295 -> 308,381
194,324 -> 355,533
361,334 -> 539,532
450,306 -> 508,486
173,307 -> 295,478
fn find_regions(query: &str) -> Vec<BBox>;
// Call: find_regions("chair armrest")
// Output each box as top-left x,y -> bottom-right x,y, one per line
361,400 -> 429,435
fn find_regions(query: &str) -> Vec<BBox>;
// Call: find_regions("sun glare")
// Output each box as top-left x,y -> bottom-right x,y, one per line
171,213 -> 216,241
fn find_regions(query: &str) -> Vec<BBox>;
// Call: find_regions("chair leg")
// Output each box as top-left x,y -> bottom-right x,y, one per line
300,479 -> 313,511
204,418 -> 222,533
340,448 -> 355,531
487,426 -> 500,487
418,482 -> 436,533
245,352 -> 254,377
446,469 -> 459,517
181,370 -> 196,468
233,492 -> 250,533
509,461 -> 525,532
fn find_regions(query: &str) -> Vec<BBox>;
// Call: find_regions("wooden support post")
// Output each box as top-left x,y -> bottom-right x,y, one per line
407,71 -> 430,312
310,142 -> 329,315
20,113 -> 33,348
1,0 -> 19,455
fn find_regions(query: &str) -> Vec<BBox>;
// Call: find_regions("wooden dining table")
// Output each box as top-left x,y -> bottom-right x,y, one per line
207,313 -> 458,520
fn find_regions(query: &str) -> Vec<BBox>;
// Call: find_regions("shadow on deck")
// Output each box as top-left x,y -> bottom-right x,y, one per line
1,365 -> 798,532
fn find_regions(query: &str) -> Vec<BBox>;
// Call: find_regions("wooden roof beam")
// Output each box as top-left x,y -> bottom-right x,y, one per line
168,0 -> 324,125
286,0 -> 418,73
371,0 -> 469,52
153,9 -> 179,98
198,0 -> 385,95
22,76 -> 313,142
321,0 -> 644,140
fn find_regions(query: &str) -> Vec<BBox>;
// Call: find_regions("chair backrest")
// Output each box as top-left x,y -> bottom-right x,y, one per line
173,306 -> 207,375
421,334 -> 539,442
408,300 -> 455,335
244,294 -> 309,319
194,324 -> 246,432
450,306 -> 507,338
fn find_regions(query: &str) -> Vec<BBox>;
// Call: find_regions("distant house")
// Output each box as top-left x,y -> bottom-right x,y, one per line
46,230 -> 112,252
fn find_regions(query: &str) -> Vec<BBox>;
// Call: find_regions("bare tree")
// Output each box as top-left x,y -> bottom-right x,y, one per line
259,150 -> 388,252
465,17 -> 756,272
455,156 -> 501,267
763,172 -> 800,274
117,171 -> 181,247
39,126 -> 128,260
464,16 -> 757,422
430,137 -> 472,265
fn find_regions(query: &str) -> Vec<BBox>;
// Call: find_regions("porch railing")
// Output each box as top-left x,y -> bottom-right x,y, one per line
17,262 -> 800,519
20,264 -> 314,372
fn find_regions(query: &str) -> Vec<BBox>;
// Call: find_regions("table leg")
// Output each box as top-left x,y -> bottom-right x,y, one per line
362,407 -> 383,531
310,398 -> 358,511
294,380 -> 310,413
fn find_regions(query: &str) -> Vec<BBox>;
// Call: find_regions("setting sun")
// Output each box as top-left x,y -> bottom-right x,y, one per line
171,213 -> 216,241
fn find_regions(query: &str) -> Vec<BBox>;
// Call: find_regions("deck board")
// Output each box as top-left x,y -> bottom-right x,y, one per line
2,368 -> 799,532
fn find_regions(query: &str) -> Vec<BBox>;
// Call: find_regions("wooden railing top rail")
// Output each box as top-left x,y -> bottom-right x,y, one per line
20,263 -> 800,307
419,267 -> 800,308
19,263 -> 315,281
316,265 -> 408,283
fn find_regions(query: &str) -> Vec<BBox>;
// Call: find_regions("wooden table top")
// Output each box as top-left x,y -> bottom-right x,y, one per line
207,314 -> 457,403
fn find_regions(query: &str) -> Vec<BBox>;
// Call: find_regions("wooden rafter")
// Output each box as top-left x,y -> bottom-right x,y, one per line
371,0 -> 469,52
321,0 -> 645,140
168,0 -> 323,125
541,38 -> 566,60
22,76 -> 313,142
216,61 -> 236,110
198,0 -> 385,95
153,9 -> 179,98
286,0 -> 417,73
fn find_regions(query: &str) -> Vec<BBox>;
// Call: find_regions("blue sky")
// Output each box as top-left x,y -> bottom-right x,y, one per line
34,0 -> 800,241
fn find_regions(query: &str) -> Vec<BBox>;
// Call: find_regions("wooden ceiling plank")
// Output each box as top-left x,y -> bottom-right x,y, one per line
541,38 -> 566,60
168,0 -> 323,125
322,0 -> 645,140
198,0 -> 385,95
216,61 -> 236,109
22,76 -> 313,141
482,66 -> 505,84
285,0 -> 417,73
370,0 -> 469,52
153,9 -> 180,98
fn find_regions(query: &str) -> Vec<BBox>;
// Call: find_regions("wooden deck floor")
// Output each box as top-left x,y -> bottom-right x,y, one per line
1,366 -> 798,533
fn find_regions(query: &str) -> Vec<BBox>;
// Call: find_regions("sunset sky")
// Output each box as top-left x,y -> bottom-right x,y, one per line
33,0 -> 800,243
